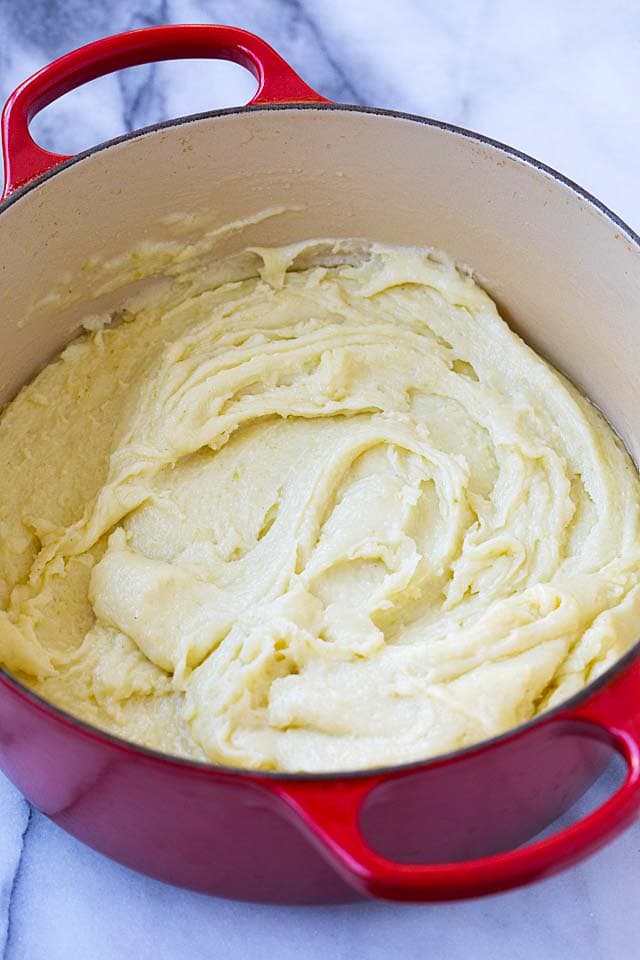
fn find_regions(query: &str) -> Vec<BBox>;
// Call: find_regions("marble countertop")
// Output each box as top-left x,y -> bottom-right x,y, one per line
1,0 -> 640,957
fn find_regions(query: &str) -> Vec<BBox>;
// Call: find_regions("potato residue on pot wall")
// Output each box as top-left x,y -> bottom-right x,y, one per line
1,237 -> 640,772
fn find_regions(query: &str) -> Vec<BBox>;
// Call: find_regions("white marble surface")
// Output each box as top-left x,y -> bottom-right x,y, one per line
1,0 -> 640,957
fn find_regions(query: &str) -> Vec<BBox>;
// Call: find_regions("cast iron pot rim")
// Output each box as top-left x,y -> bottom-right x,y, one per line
1,100 -> 639,783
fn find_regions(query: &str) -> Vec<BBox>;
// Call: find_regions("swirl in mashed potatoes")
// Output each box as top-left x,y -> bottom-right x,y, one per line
1,238 -> 640,771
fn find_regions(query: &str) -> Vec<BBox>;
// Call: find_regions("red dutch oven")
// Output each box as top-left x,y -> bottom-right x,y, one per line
2,24 -> 640,905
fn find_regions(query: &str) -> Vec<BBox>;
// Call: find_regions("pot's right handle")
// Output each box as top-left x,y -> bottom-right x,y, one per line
1,23 -> 330,199
274,659 -> 640,901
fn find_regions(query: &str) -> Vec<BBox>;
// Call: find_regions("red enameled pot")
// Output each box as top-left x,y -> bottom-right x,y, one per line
2,24 -> 640,904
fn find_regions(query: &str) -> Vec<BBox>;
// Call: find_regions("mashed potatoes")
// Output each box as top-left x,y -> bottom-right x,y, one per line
1,239 -> 640,772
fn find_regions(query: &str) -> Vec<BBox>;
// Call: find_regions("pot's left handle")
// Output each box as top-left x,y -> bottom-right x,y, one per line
1,23 -> 330,199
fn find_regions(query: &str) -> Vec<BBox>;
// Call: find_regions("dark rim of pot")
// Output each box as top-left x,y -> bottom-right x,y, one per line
1,101 -> 639,783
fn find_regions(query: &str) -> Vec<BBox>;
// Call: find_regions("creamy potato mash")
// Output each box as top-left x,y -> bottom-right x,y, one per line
1,238 -> 640,772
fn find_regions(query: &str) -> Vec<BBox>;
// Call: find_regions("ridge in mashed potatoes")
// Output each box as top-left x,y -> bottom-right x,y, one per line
1,237 -> 640,772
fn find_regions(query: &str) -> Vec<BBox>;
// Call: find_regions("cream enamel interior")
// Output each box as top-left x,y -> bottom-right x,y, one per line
2,106 -> 640,770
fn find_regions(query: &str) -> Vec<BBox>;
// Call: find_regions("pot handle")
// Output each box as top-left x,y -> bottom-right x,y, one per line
274,660 -> 640,901
1,23 -> 329,198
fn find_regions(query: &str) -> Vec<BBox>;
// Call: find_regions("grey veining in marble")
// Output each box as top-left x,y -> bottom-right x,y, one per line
1,1 -> 640,958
